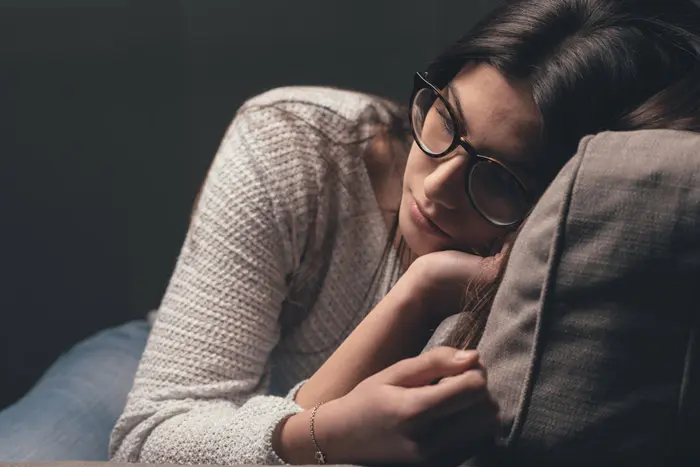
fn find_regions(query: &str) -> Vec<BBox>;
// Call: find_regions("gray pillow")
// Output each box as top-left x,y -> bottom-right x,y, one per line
470,130 -> 700,466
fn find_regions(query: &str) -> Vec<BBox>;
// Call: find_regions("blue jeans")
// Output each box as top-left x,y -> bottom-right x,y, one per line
0,320 -> 150,461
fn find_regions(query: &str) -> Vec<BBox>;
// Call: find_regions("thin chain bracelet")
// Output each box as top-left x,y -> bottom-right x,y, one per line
309,403 -> 327,465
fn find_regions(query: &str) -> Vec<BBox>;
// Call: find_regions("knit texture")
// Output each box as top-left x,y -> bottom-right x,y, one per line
109,87 -> 404,464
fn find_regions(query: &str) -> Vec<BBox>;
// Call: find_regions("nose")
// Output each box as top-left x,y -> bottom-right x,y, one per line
423,151 -> 468,210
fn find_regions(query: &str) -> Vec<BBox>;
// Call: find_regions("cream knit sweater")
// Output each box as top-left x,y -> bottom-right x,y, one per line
109,87 -> 404,464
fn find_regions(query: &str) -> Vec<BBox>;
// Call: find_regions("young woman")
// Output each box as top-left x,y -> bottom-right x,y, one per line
3,0 -> 700,464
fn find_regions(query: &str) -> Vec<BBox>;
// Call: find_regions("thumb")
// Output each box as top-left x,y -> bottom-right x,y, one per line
376,347 -> 480,388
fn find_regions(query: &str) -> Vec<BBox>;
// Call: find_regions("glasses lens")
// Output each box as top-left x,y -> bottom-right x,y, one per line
411,87 -> 455,155
469,160 -> 529,225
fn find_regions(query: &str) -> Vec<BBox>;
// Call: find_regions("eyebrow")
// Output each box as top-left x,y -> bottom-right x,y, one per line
445,83 -> 468,131
444,82 -> 539,176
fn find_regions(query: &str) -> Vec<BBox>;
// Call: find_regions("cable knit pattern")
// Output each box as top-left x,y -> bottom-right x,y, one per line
109,87 -> 403,464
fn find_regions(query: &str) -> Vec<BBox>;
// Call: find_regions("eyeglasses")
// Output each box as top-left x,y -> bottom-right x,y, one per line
409,71 -> 532,227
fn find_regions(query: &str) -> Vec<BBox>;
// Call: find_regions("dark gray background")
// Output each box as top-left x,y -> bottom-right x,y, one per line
0,0 -> 502,408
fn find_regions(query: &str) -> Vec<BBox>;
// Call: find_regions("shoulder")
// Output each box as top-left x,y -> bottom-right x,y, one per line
241,86 -> 403,123
208,86 -> 404,260
207,86 -> 405,206
215,86 -> 406,202
233,86 -> 405,147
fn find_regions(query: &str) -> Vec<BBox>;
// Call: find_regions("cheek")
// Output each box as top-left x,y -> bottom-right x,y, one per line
403,143 -> 430,187
455,223 -> 506,256
400,143 -> 508,256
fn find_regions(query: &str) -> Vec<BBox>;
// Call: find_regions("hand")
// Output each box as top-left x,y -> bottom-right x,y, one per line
312,346 -> 499,466
396,247 -> 506,323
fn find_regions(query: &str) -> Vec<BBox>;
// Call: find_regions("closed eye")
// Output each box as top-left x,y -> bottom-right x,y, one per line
436,106 -> 454,135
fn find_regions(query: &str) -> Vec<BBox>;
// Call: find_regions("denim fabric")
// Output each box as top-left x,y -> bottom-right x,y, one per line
0,320 -> 149,461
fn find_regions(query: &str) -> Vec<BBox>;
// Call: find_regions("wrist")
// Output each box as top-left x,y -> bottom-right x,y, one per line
274,411 -> 315,465
273,401 -> 348,465
311,399 -> 351,465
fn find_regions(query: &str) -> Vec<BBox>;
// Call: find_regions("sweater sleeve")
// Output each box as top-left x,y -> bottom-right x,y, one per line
109,93 -> 328,465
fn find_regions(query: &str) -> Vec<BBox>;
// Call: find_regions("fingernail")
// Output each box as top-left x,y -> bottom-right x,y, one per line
454,350 -> 477,362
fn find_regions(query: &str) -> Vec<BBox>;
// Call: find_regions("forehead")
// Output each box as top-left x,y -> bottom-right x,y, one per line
446,63 -> 542,167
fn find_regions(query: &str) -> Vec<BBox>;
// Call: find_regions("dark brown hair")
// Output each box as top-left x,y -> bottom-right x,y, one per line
430,0 -> 700,348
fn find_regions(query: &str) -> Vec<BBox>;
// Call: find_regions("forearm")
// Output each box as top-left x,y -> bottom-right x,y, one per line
294,277 -> 436,408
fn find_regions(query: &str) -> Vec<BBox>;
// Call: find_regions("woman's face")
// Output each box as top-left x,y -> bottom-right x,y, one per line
399,63 -> 543,257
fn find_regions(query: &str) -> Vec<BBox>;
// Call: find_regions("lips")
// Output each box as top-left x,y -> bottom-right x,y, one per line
410,198 -> 451,239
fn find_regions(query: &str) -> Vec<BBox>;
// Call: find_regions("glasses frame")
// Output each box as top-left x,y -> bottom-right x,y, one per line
409,71 -> 533,227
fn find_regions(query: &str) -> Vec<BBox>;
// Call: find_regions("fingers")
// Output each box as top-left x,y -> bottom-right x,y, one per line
437,358 -> 487,387
411,363 -> 491,420
377,347 -> 480,387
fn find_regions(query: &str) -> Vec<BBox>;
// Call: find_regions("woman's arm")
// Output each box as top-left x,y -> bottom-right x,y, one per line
276,251 -> 495,464
110,96 -> 323,465
276,276 -> 435,464
294,271 -> 436,408
295,250 -> 494,408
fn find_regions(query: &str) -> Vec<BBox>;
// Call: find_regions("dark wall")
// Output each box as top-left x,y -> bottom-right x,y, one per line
0,0 -> 500,408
